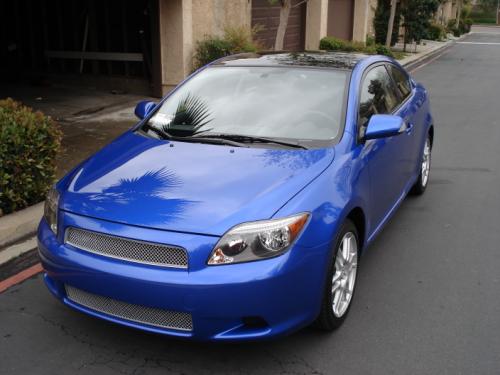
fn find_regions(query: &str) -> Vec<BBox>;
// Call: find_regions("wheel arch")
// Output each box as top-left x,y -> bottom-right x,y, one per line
428,125 -> 434,148
346,207 -> 366,254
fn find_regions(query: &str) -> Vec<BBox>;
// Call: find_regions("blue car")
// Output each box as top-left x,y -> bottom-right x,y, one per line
38,52 -> 433,341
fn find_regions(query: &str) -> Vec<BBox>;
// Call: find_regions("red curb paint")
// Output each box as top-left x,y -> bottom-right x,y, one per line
0,263 -> 43,293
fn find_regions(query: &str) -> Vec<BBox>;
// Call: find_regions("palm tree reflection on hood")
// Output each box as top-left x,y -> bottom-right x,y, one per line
87,168 -> 192,225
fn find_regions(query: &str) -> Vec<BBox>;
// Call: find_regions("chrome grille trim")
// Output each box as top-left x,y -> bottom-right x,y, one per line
65,227 -> 188,269
65,285 -> 193,331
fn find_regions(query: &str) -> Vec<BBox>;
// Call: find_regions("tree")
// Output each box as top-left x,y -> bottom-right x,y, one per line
400,0 -> 440,51
268,0 -> 308,51
386,0 -> 398,47
374,0 -> 401,46
455,0 -> 463,28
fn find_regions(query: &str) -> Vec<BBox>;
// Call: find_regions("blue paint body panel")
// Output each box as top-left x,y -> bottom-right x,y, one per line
38,53 -> 433,341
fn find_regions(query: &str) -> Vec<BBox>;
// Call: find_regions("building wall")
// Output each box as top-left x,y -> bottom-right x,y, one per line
156,0 -> 379,95
157,0 -> 251,95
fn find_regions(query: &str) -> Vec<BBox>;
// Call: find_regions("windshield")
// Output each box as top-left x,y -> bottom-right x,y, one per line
144,66 -> 348,144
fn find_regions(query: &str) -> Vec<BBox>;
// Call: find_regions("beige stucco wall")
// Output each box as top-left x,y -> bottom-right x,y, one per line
366,0 -> 377,38
192,0 -> 251,42
352,0 -> 369,42
159,0 -> 251,94
305,0 -> 329,50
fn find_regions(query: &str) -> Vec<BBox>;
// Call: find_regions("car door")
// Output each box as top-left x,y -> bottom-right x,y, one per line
386,63 -> 421,184
357,64 -> 409,230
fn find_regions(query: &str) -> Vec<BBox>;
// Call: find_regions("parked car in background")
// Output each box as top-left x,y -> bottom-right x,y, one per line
38,51 -> 434,341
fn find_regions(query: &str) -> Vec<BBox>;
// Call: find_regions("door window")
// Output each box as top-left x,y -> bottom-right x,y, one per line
358,65 -> 401,137
387,64 -> 412,100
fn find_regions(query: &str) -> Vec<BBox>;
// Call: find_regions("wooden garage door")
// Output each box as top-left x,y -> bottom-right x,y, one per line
252,0 -> 306,51
328,0 -> 354,40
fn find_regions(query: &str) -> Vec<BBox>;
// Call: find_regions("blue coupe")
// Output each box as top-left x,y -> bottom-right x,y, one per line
38,52 -> 434,341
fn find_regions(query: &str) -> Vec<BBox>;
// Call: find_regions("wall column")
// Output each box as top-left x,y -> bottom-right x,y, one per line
305,0 -> 329,50
352,0 -> 369,43
154,0 -> 193,96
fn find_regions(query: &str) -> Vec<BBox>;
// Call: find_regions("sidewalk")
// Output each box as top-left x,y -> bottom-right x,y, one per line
398,38 -> 456,69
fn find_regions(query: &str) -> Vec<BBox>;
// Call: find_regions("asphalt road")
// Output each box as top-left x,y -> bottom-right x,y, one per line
1,30 -> 500,375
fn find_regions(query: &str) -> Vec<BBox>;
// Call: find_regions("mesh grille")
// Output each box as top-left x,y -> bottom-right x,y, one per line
65,227 -> 188,268
65,285 -> 193,331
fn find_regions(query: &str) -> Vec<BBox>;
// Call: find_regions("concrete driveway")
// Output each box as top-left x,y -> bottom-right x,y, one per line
1,30 -> 500,374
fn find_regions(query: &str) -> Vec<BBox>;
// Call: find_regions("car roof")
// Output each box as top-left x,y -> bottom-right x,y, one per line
211,51 -> 372,70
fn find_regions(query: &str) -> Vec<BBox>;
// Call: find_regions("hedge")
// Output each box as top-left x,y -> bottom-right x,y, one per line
0,98 -> 62,216
319,36 -> 395,58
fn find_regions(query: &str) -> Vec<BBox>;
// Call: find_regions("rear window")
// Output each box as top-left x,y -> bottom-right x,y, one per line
145,66 -> 348,142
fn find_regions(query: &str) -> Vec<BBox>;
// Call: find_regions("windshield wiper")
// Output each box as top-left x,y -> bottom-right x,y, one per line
142,124 -> 247,147
192,133 -> 308,150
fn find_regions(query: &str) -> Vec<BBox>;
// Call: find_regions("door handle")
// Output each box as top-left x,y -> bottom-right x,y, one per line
405,122 -> 414,135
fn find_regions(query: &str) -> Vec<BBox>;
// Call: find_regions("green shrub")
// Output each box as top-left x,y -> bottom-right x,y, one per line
319,37 -> 365,52
193,27 -> 258,70
193,37 -> 232,70
366,35 -> 376,47
427,23 -> 446,41
375,44 -> 394,57
0,98 -> 62,216
446,19 -> 461,37
470,11 -> 496,24
320,37 -> 395,58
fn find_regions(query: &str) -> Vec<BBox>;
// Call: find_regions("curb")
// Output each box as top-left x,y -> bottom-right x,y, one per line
402,40 -> 455,71
0,202 -> 43,250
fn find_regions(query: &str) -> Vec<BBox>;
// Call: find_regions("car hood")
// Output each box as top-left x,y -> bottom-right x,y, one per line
61,132 -> 334,236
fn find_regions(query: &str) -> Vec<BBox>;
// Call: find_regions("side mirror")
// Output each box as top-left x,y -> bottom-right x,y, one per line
364,114 -> 405,140
134,101 -> 157,120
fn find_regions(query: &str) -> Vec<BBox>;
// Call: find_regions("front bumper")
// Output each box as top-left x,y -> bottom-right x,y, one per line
38,211 -> 329,341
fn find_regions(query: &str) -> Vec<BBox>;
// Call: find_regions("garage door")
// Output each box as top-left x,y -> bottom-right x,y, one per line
252,0 -> 306,51
328,0 -> 354,40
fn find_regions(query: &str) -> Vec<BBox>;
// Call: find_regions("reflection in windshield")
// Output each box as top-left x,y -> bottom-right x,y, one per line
150,93 -> 213,134
145,67 -> 348,142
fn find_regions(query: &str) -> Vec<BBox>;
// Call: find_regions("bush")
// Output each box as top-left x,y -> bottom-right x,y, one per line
319,37 -> 364,52
193,27 -> 258,70
470,11 -> 496,24
446,19 -> 461,36
320,37 -> 394,58
427,23 -> 446,41
375,44 -> 394,57
366,35 -> 376,47
0,98 -> 62,216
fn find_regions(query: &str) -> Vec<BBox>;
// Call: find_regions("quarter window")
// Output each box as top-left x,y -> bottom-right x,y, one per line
388,64 -> 412,99
358,65 -> 400,136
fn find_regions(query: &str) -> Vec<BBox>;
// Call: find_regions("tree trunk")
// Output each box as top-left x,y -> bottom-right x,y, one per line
455,0 -> 462,29
386,0 -> 397,47
274,0 -> 292,51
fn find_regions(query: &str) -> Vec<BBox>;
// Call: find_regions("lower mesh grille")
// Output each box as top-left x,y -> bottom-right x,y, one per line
65,285 -> 193,331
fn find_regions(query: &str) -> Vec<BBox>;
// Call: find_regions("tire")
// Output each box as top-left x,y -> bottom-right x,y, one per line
411,133 -> 432,196
315,220 -> 359,331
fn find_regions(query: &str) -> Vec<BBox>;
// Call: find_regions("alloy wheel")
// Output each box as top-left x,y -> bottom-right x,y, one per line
421,137 -> 431,187
331,232 -> 358,318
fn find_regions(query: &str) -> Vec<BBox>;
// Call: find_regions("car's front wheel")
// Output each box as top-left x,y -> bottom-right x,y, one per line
411,133 -> 432,195
315,220 -> 359,330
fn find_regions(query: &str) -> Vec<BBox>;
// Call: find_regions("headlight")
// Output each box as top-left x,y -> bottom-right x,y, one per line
44,187 -> 59,234
207,213 -> 309,265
